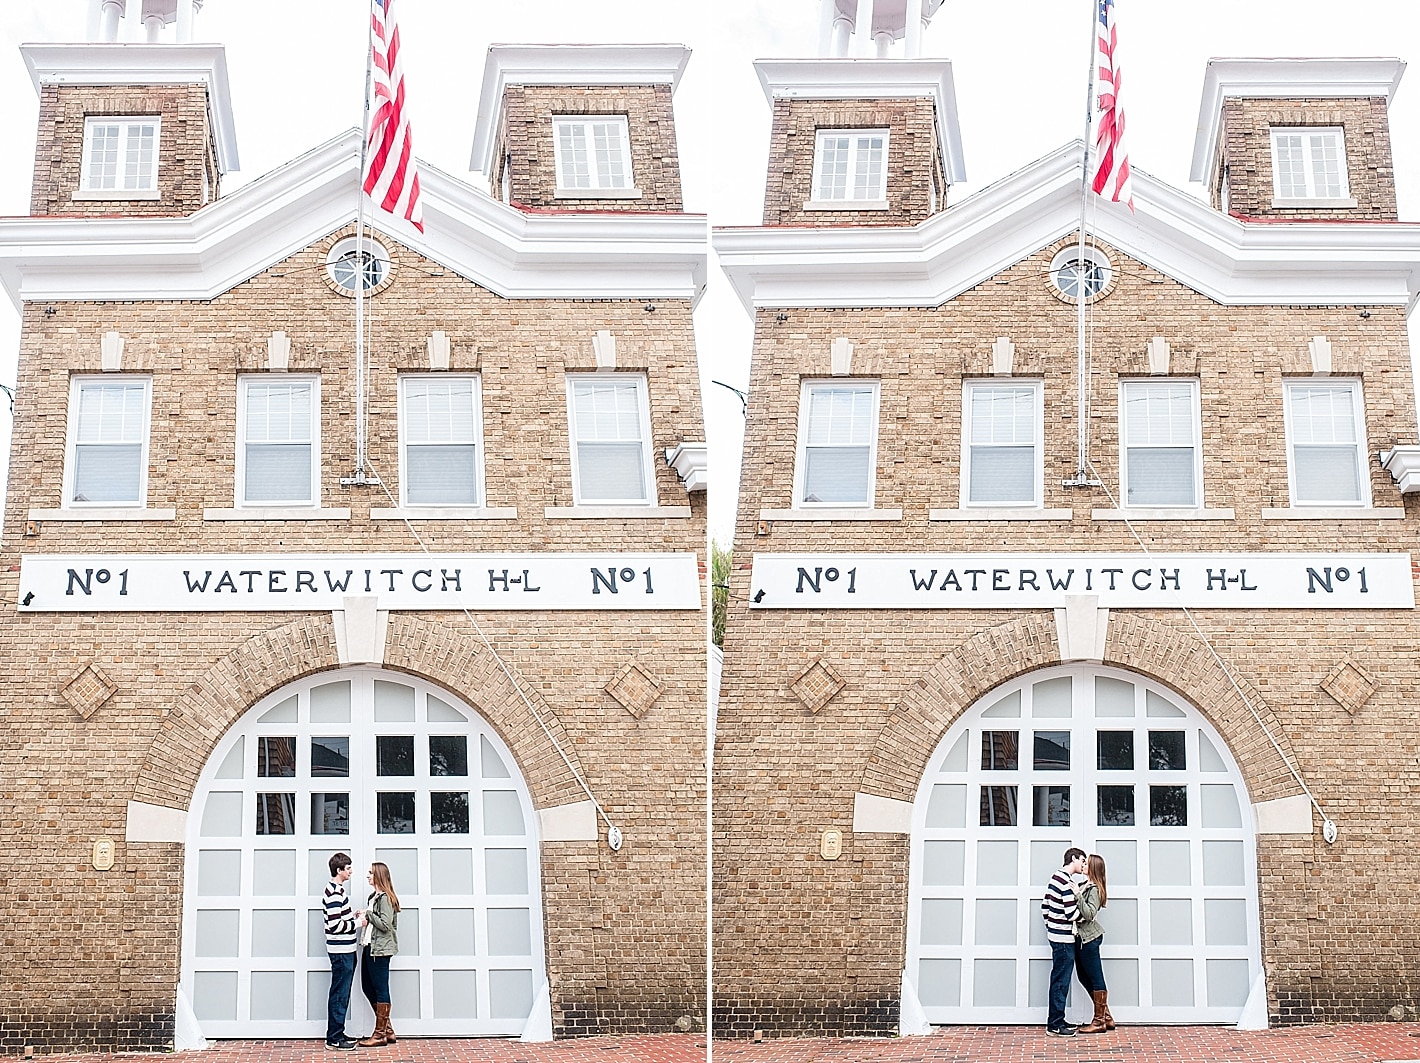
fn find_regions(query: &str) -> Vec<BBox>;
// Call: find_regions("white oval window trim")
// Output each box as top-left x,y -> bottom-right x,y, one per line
1048,245 -> 1113,301
325,236 -> 392,295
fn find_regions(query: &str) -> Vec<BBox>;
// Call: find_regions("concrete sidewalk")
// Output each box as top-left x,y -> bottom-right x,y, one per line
19,1024 -> 1420,1063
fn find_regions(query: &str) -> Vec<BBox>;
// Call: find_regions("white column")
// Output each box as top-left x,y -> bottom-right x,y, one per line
144,13 -> 163,40
905,0 -> 925,58
818,0 -> 837,57
176,0 -> 197,42
831,15 -> 853,56
874,30 -> 893,57
98,0 -> 126,41
853,0 -> 874,56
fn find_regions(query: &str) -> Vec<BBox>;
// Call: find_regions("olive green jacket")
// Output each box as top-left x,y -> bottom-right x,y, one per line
363,890 -> 399,957
1074,879 -> 1104,945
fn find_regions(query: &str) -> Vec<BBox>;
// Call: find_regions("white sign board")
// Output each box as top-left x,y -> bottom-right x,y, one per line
748,553 -> 1414,609
18,553 -> 701,612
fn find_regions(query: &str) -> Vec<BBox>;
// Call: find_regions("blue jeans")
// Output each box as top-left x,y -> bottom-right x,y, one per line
1076,934 -> 1106,994
1048,940 -> 1077,1029
327,950 -> 356,1043
361,946 -> 391,1006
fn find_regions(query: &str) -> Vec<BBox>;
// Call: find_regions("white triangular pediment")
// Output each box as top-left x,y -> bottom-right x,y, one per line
713,140 -> 1420,314
0,128 -> 707,309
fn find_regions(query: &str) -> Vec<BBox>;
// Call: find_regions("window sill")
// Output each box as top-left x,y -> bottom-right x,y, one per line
28,506 -> 176,521
1271,196 -> 1358,209
553,187 -> 643,200
1092,507 -> 1235,521
545,505 -> 691,519
760,507 -> 902,522
371,506 -> 518,521
931,507 -> 1072,521
72,188 -> 161,201
801,199 -> 889,211
1260,506 -> 1402,520
203,507 -> 351,521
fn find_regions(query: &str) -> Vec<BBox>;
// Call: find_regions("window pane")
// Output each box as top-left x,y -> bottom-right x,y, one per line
1274,134 -> 1306,197
1126,448 -> 1195,505
806,387 -> 874,445
256,793 -> 297,835
257,737 -> 296,778
311,792 -> 350,835
1294,447 -> 1361,503
430,792 -> 470,834
73,444 -> 142,502
406,445 -> 479,505
1098,785 -> 1135,826
802,446 -> 870,504
1148,730 -> 1187,770
77,381 -> 145,442
1033,731 -> 1070,770
1097,731 -> 1134,770
575,442 -> 647,501
968,447 -> 1034,503
970,387 -> 1035,444
980,786 -> 1019,826
377,736 -> 415,776
378,792 -> 416,834
404,378 -> 475,443
981,731 -> 1018,771
245,382 -> 312,443
311,737 -> 349,778
1032,786 -> 1070,827
429,735 -> 468,777
244,444 -> 313,503
1149,785 -> 1188,827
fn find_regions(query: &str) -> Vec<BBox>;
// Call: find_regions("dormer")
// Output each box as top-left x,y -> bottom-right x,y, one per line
22,0 -> 238,219
1191,57 -> 1405,221
471,45 -> 691,214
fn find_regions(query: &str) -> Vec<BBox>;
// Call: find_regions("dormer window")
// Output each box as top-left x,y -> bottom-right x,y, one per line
553,116 -> 635,196
1270,127 -> 1350,203
79,116 -> 160,197
812,129 -> 888,204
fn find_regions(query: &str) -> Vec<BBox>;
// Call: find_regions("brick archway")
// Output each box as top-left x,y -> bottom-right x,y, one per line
132,613 -> 590,813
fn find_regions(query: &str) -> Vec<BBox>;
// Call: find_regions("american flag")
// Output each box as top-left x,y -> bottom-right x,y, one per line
1091,0 -> 1133,211
364,0 -> 423,231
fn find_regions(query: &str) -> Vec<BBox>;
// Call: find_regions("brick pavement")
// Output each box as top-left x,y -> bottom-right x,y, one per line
18,1025 -> 1420,1063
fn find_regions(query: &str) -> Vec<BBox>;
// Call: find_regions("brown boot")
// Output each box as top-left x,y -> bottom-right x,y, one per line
1077,990 -> 1108,1033
382,1003 -> 396,1044
1101,992 -> 1116,1030
358,1003 -> 390,1047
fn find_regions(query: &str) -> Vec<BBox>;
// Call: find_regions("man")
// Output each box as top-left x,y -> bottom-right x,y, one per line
1042,846 -> 1087,1036
324,852 -> 360,1050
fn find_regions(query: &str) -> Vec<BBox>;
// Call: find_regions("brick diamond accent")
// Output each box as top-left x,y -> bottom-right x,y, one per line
1321,656 -> 1377,716
61,663 -> 117,721
604,660 -> 662,719
790,658 -> 844,715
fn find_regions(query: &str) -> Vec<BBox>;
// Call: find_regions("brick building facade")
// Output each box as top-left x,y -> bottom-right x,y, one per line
0,20 -> 706,1052
714,52 -> 1420,1036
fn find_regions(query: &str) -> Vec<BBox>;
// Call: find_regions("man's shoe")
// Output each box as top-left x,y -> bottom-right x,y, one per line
1046,1024 -> 1078,1036
325,1038 -> 359,1051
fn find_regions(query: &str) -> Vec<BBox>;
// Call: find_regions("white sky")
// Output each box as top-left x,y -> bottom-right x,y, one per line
1,1 -> 1418,546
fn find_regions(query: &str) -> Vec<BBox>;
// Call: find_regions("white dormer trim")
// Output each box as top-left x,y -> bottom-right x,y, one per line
754,59 -> 966,185
0,129 -> 708,311
1189,57 -> 1405,184
470,44 -> 691,176
712,140 -> 1420,314
21,43 -> 240,174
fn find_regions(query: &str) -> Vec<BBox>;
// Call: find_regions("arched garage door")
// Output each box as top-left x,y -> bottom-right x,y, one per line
180,668 -> 545,1038
906,664 -> 1261,1025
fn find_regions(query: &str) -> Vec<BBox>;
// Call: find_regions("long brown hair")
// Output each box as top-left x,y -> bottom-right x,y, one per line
1087,853 -> 1108,908
369,861 -> 401,912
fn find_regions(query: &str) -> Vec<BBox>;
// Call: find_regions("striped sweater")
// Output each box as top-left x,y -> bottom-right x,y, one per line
1042,867 -> 1080,944
323,877 -> 358,954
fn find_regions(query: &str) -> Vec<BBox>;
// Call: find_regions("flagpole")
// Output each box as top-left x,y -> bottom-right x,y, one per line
1067,0 -> 1100,488
353,3 -> 374,484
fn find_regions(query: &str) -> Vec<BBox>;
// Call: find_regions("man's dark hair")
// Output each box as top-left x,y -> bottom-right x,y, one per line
329,852 -> 352,876
1063,847 -> 1087,865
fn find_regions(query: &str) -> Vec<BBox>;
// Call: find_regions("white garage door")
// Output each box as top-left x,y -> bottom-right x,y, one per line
906,664 -> 1261,1025
180,667 -> 545,1038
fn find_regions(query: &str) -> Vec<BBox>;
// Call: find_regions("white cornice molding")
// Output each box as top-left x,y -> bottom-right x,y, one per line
471,44 -> 691,175
753,58 -> 966,184
712,140 -> 1420,314
1189,57 -> 1405,182
21,42 -> 239,173
0,129 -> 707,310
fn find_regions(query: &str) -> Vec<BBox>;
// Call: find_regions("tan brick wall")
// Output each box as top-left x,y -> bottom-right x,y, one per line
1210,96 -> 1398,219
30,83 -> 219,218
715,236 -> 1420,1033
762,97 -> 941,227
0,225 -> 706,1049
494,85 -> 683,213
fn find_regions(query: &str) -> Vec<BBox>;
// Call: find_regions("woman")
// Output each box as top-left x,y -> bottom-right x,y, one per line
356,862 -> 400,1047
1073,853 -> 1114,1033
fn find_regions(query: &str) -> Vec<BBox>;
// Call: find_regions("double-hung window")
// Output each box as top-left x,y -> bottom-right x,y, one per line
795,382 -> 879,507
238,377 -> 319,506
1120,380 -> 1201,507
1284,380 -> 1369,506
80,116 -> 160,194
962,382 -> 1041,506
400,375 -> 484,507
65,376 -> 151,506
553,116 -> 633,193
1270,127 -> 1349,201
813,129 -> 888,203
567,374 -> 654,505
